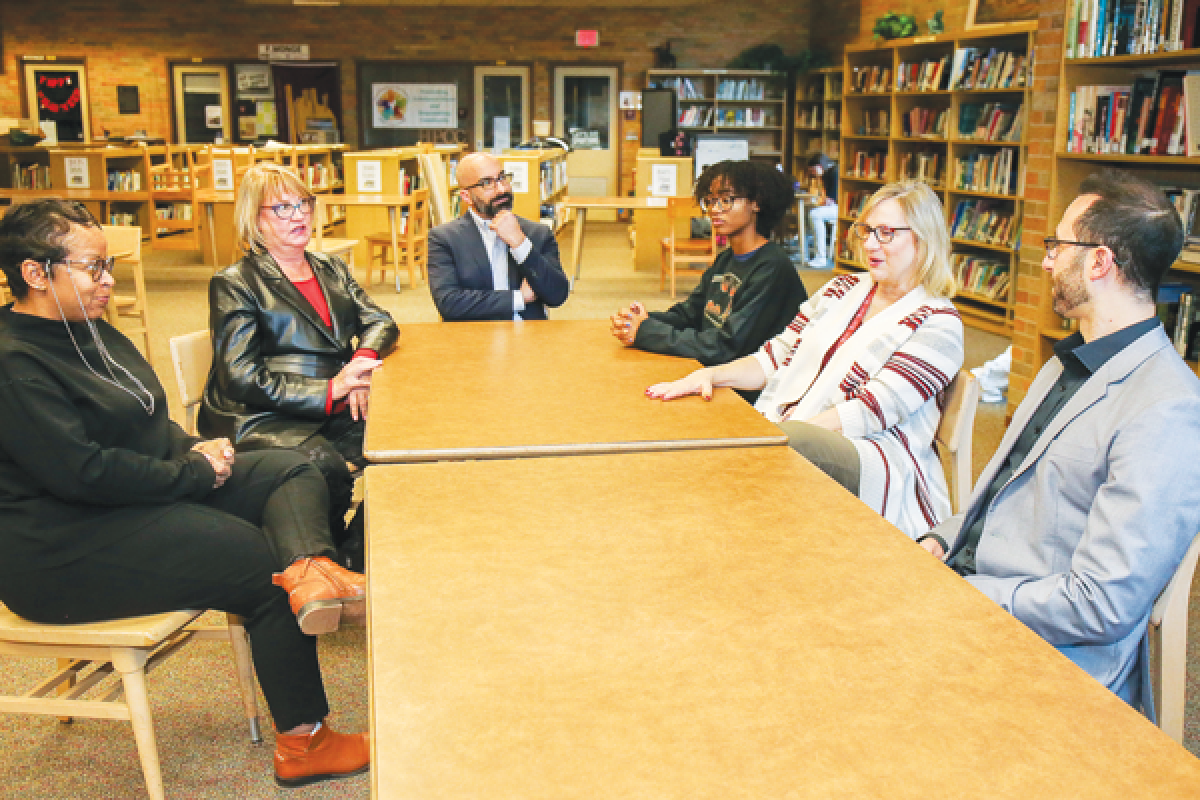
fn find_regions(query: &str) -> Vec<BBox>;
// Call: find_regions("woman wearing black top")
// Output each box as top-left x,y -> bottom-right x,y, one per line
0,200 -> 368,788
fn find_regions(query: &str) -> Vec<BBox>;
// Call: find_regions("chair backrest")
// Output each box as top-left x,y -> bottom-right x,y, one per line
169,330 -> 213,435
101,224 -> 142,264
1149,530 -> 1200,743
202,144 -> 254,193
934,370 -> 981,515
145,144 -> 196,194
407,188 -> 430,243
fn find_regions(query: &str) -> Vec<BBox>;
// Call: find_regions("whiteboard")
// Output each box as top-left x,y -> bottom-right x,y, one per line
693,135 -> 750,179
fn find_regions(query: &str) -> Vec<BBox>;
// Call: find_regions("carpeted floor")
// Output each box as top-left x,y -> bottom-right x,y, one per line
0,221 -> 1191,799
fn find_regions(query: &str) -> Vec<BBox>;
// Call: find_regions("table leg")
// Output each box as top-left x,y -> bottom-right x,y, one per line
796,198 -> 807,265
206,203 -> 219,270
571,207 -> 587,290
390,206 -> 401,293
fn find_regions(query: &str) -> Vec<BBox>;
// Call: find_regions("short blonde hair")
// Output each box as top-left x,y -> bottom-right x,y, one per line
233,163 -> 315,256
854,181 -> 957,299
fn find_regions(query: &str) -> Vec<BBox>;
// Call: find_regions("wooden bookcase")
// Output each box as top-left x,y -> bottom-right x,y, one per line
836,23 -> 1037,336
645,68 -> 790,171
1038,46 -> 1200,376
793,66 -> 843,173
499,148 -> 569,232
0,146 -> 53,190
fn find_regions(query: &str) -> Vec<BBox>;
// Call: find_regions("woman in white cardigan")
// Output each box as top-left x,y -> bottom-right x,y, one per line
647,181 -> 964,538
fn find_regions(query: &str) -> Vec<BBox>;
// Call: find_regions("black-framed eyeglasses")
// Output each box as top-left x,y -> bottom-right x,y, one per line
853,223 -> 912,244
262,198 -> 316,220
463,172 -> 514,192
1043,236 -> 1119,264
699,195 -> 747,214
51,257 -> 115,282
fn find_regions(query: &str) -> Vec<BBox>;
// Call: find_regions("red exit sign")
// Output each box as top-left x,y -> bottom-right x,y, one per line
575,30 -> 598,47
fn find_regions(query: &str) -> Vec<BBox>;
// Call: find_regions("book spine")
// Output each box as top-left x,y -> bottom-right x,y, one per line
1175,292 -> 1193,355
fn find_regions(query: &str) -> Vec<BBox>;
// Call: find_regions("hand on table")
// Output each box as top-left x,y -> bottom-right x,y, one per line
332,356 -> 383,401
645,368 -> 716,402
489,210 -> 527,250
610,302 -> 648,346
192,437 -> 235,489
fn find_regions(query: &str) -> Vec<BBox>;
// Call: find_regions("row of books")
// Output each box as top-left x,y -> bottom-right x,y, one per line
858,109 -> 890,136
539,160 -> 567,201
899,150 -> 943,185
1158,286 -> 1200,358
108,211 -> 138,227
843,189 -> 871,217
107,170 -> 142,192
679,106 -> 715,127
896,57 -> 949,92
154,204 -> 193,221
796,105 -> 822,128
959,102 -> 1025,141
301,163 -> 339,190
652,77 -> 706,99
954,147 -> 1020,195
825,109 -> 840,129
717,108 -> 774,127
538,201 -> 568,230
901,107 -> 949,138
1171,187 -> 1200,263
1065,0 -> 1200,58
951,199 -> 1019,247
953,253 -> 1012,301
11,164 -> 51,190
850,66 -> 891,94
848,149 -> 888,180
715,79 -> 774,100
1067,73 -> 1200,156
949,48 -> 1030,91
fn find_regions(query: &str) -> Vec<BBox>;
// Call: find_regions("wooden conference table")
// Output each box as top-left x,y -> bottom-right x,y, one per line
563,195 -> 666,287
364,446 -> 1200,798
362,319 -> 785,462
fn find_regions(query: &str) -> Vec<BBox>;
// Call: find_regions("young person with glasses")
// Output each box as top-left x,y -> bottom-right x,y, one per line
610,160 -> 807,401
0,199 -> 370,787
427,152 -> 569,321
201,163 -> 398,573
646,181 -> 964,540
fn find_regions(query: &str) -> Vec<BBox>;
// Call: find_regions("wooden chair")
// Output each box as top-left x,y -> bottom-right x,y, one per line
933,370 -> 981,515
1149,531 -> 1200,744
364,189 -> 430,289
308,196 -> 359,269
101,224 -> 153,369
144,144 -> 202,252
200,144 -> 255,194
169,330 -> 213,436
661,197 -> 718,298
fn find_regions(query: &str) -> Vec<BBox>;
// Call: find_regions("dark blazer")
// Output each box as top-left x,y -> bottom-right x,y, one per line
198,250 -> 399,450
427,213 -> 570,321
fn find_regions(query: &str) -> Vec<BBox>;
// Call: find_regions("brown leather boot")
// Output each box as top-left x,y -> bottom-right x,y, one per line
274,722 -> 369,788
272,556 -> 366,635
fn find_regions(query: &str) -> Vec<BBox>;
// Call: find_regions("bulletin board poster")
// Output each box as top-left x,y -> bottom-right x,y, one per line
372,83 -> 457,129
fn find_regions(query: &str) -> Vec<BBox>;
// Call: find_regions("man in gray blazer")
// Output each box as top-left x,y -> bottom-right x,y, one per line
427,152 -> 569,321
920,169 -> 1200,716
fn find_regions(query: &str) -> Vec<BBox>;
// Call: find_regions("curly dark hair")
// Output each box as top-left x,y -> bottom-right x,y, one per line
0,199 -> 99,299
693,160 -> 795,238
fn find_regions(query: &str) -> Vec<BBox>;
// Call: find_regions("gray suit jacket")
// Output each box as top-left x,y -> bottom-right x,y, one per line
931,325 -> 1200,706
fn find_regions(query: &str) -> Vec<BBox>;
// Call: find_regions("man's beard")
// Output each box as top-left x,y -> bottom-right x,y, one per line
478,191 -> 514,218
1052,251 -> 1089,316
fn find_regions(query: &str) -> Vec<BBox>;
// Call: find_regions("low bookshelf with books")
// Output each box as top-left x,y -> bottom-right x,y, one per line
837,22 -> 1036,334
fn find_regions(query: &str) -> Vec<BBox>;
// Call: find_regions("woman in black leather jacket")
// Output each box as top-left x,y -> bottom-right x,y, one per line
200,164 -> 398,567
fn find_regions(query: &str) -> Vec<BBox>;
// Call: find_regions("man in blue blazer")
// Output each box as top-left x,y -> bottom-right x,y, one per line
920,169 -> 1200,717
428,152 -> 569,321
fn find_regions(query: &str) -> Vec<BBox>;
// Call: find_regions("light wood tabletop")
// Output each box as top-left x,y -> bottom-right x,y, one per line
563,195 -> 668,287
364,447 -> 1200,799
362,319 -> 786,462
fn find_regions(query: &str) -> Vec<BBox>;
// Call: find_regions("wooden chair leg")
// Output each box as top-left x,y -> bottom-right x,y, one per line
226,614 -> 263,743
670,255 -> 677,299
660,244 -> 668,292
56,657 -> 75,724
113,649 -> 165,800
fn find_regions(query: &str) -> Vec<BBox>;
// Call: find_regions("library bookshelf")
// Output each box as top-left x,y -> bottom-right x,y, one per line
645,68 -> 790,171
1040,45 -> 1200,376
498,149 -> 570,233
836,22 -> 1037,336
793,66 -> 843,174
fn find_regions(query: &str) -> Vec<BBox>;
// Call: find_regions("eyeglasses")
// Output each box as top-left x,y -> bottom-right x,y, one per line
1043,237 -> 1119,264
52,257 -> 115,282
262,198 -> 316,220
699,195 -> 747,214
463,172 -> 514,192
853,223 -> 912,244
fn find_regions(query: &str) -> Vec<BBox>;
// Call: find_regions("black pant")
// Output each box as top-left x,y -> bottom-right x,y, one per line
0,450 -> 336,731
295,412 -> 365,548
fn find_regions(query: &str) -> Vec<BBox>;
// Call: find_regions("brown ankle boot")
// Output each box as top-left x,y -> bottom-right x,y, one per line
272,556 -> 366,635
274,722 -> 369,788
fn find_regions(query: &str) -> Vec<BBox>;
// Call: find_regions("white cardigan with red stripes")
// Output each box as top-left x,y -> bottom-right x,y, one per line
752,273 -> 964,539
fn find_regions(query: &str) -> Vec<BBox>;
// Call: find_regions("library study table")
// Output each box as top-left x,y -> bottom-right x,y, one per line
364,446 -> 1200,799
362,319 -> 785,463
563,195 -> 666,288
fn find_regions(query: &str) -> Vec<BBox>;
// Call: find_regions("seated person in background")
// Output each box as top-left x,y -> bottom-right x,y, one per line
647,181 -> 964,540
428,152 -> 569,321
0,199 -> 368,787
610,160 -> 808,396
201,164 -> 398,570
806,153 -> 839,268
919,170 -> 1200,716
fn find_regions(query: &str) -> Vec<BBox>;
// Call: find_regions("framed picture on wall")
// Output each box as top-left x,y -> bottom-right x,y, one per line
965,0 -> 1039,30
23,60 -> 92,143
